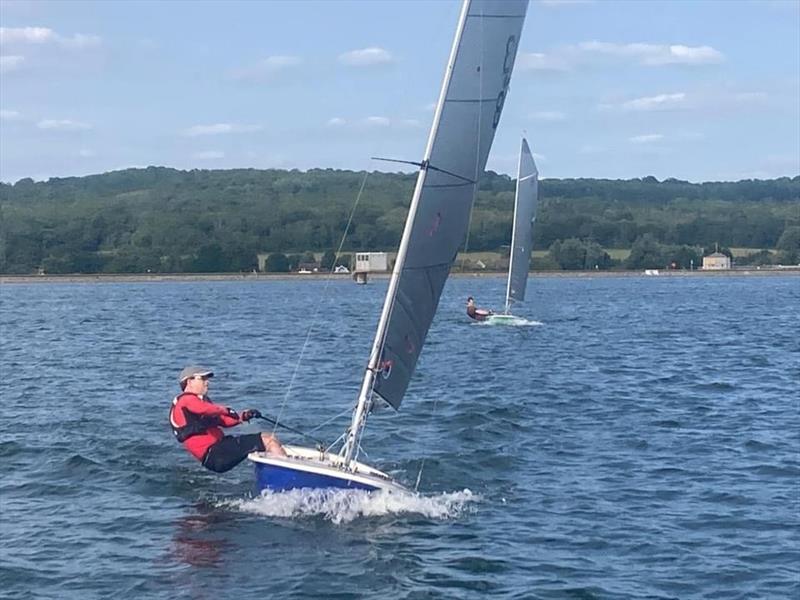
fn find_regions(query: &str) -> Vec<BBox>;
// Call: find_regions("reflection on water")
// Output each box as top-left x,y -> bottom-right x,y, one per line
171,505 -> 230,569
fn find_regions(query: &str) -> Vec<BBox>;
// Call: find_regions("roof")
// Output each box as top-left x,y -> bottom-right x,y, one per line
707,252 -> 728,258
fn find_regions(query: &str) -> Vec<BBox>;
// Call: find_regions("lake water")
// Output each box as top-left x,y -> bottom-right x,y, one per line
1,275 -> 798,599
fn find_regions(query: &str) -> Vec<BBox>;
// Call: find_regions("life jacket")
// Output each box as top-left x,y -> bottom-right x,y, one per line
168,393 -> 224,443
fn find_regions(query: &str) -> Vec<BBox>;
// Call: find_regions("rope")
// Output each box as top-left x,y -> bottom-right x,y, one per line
271,170 -> 373,442
306,406 -> 353,435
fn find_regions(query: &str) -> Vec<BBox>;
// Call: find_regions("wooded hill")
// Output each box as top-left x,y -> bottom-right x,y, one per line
1,167 -> 797,273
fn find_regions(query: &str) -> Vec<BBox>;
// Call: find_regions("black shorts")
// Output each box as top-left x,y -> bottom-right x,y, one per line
202,434 -> 266,473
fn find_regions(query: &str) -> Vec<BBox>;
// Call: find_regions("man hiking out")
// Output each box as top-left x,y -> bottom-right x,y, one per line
169,365 -> 287,473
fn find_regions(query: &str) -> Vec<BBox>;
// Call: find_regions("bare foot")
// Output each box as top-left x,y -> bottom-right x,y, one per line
260,433 -> 288,457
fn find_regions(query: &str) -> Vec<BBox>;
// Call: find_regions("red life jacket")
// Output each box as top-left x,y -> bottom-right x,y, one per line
168,393 -> 225,443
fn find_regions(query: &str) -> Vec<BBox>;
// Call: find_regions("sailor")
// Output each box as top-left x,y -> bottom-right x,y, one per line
169,365 -> 287,473
466,296 -> 493,321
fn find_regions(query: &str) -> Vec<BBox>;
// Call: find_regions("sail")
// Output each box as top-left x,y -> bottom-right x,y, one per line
505,137 -> 539,310
372,0 -> 528,409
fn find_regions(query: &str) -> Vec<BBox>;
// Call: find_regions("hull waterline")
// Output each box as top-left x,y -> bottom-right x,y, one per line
485,313 -> 527,326
248,445 -> 407,494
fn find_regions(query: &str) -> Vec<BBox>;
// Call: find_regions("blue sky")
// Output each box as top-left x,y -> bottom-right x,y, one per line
1,0 -> 798,183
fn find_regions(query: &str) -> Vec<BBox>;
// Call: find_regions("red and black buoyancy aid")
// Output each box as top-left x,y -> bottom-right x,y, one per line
169,393 -> 225,443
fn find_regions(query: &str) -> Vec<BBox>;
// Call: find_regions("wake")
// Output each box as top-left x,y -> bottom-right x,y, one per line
476,317 -> 543,327
221,488 -> 478,524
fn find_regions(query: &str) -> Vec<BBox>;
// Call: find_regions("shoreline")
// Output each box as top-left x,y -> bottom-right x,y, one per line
1,268 -> 798,285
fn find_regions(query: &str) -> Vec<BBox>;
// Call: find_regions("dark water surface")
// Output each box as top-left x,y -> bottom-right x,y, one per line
1,275 -> 798,599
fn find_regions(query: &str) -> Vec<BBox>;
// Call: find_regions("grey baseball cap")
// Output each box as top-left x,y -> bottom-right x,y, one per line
178,365 -> 214,383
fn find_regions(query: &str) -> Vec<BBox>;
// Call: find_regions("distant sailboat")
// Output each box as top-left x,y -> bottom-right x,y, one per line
484,137 -> 538,325
248,0 -> 529,492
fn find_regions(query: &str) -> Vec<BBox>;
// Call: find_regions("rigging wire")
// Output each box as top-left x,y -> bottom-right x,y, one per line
305,406 -> 353,435
270,170 -> 373,444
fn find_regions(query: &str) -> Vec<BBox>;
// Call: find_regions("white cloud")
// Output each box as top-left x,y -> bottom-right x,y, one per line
230,55 -> 302,81
326,117 -> 346,127
519,41 -> 723,73
37,119 -> 91,131
530,110 -> 566,121
621,92 -> 687,111
0,27 -> 55,45
61,33 -> 101,49
338,47 -> 394,67
192,151 -> 225,160
0,26 -> 100,48
181,123 -> 261,136
78,149 -> 95,157
579,41 -> 723,66
517,52 -> 570,72
0,109 -> 22,120
600,89 -> 772,114
646,44 -> 724,66
629,134 -> 664,144
0,55 -> 25,73
362,116 -> 391,127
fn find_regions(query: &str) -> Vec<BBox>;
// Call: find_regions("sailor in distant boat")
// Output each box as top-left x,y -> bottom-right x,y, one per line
169,365 -> 287,473
466,296 -> 493,322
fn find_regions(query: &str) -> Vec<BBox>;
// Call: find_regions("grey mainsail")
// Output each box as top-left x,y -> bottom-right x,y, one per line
343,0 -> 528,463
373,0 -> 528,410
504,137 -> 539,312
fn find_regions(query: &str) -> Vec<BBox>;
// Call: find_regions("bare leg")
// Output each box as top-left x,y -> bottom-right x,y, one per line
260,432 -> 288,457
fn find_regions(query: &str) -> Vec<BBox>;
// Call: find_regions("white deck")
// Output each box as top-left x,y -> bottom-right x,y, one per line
248,445 -> 408,493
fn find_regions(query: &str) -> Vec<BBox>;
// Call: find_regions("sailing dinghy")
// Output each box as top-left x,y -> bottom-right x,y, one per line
485,137 -> 538,325
248,0 -> 528,493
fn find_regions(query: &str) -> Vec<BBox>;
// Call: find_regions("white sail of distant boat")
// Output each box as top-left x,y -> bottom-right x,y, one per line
249,0 -> 529,492
485,137 -> 539,325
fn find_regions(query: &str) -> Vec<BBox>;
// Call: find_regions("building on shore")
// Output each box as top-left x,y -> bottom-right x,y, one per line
702,252 -> 731,270
353,252 -> 388,284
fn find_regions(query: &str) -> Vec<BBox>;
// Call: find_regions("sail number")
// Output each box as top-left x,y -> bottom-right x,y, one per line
492,35 -> 517,130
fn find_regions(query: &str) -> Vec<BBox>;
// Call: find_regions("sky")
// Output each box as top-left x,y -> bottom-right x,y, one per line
0,0 -> 798,184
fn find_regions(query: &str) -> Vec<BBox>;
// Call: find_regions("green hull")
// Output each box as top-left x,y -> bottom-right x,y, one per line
485,314 -> 526,326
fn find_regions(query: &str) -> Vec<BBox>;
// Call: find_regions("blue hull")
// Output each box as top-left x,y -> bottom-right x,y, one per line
255,461 -> 380,493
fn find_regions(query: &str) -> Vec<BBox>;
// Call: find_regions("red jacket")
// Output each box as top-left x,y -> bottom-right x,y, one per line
169,393 -> 241,461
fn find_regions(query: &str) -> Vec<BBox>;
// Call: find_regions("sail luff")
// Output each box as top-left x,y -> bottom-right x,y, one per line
342,0 -> 474,466
505,137 -> 526,314
505,137 -> 538,310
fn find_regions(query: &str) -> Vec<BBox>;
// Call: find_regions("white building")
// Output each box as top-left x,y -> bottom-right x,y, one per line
702,252 -> 731,270
352,252 -> 388,284
354,252 -> 388,273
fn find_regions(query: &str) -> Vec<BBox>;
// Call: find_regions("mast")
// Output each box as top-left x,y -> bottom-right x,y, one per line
341,0 -> 473,466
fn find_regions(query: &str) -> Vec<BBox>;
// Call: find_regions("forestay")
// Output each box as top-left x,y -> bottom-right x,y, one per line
372,0 -> 528,410
505,137 -> 539,311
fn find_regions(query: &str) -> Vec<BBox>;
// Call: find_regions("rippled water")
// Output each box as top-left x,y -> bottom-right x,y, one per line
1,275 -> 798,599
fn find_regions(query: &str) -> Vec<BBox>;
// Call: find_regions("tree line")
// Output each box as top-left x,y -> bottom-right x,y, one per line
0,167 -> 797,274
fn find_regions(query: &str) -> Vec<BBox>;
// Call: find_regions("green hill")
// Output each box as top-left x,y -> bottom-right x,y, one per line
1,167 -> 797,273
